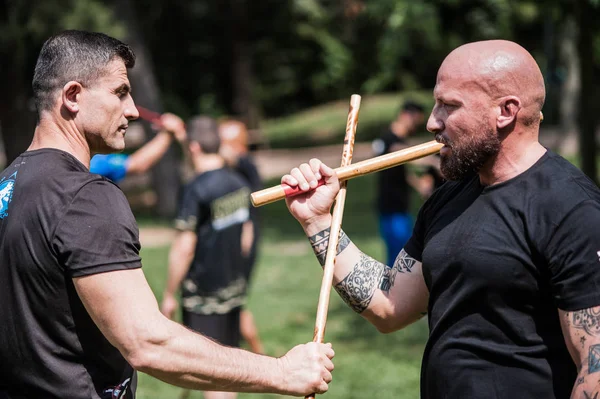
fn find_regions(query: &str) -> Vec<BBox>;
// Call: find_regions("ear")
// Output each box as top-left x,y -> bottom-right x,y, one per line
497,96 -> 521,129
189,141 -> 201,155
62,81 -> 83,113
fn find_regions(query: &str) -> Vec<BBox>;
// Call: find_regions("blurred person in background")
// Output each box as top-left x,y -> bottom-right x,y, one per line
371,101 -> 425,265
161,116 -> 257,399
89,112 -> 186,182
219,119 -> 264,355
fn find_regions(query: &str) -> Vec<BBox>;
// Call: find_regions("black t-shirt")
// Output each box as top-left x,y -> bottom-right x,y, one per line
175,168 -> 251,315
405,150 -> 600,399
0,149 -> 142,399
372,129 -> 410,213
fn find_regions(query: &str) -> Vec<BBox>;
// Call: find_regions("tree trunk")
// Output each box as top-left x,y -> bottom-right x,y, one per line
229,0 -> 260,130
576,0 -> 598,184
114,0 -> 180,218
559,16 -> 580,137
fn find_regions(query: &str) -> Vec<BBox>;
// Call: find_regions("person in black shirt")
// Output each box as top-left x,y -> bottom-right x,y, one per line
372,101 -> 425,265
0,30 -> 335,399
161,116 -> 255,399
219,119 -> 265,355
280,40 -> 600,398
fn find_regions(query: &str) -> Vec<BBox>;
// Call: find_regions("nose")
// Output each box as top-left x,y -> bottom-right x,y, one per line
426,106 -> 443,134
124,95 -> 139,121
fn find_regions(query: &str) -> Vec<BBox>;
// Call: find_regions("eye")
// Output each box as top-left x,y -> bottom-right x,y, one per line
443,102 -> 458,112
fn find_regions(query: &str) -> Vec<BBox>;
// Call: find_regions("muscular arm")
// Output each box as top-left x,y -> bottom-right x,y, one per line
305,217 -> 428,333
74,268 -> 333,395
559,306 -> 600,398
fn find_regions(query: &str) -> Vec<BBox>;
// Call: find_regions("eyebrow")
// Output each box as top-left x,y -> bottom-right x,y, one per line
434,89 -> 462,104
113,84 -> 131,95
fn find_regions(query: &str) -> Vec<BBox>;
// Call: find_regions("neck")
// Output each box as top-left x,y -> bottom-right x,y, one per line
28,112 -> 92,168
193,154 -> 225,174
478,126 -> 546,186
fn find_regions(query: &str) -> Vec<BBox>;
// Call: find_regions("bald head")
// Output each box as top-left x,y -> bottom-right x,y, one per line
439,40 -> 545,126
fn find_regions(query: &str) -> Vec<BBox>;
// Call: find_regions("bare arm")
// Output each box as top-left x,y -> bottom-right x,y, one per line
304,218 -> 428,333
125,130 -> 173,174
283,159 -> 428,333
126,113 -> 187,175
559,306 -> 600,398
73,268 -> 335,396
161,230 -> 196,319
241,220 -> 254,257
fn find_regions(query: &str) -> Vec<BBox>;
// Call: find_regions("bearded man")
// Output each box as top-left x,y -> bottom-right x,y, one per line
280,40 -> 600,399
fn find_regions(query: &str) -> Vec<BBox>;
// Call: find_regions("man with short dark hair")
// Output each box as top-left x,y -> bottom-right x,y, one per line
0,30 -> 334,399
281,40 -> 600,398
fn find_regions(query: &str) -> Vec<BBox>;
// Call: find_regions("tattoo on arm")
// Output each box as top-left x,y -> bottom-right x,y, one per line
379,249 -> 417,291
308,227 -> 351,267
572,309 -> 600,336
334,252 -> 385,313
589,344 -> 600,374
333,249 -> 419,314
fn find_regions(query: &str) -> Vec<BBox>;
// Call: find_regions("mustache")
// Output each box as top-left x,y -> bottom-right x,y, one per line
435,133 -> 451,147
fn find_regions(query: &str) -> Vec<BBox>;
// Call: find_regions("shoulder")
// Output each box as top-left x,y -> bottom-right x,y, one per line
528,151 -> 600,215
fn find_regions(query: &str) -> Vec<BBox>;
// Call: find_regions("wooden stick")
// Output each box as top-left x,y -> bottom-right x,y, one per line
136,105 -> 163,126
306,94 -> 360,399
251,140 -> 443,207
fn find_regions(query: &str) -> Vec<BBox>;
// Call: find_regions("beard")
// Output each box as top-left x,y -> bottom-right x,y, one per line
436,128 -> 501,181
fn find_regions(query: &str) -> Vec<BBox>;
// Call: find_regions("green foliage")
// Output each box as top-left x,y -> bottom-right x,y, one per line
261,91 -> 433,148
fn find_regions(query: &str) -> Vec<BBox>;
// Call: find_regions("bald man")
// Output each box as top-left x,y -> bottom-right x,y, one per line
280,40 -> 600,398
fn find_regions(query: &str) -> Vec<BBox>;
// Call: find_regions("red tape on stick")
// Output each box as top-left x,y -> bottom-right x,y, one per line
282,180 -> 326,198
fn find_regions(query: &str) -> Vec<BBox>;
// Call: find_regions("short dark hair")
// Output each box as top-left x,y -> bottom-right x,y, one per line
187,116 -> 220,154
32,30 -> 136,113
401,100 -> 425,115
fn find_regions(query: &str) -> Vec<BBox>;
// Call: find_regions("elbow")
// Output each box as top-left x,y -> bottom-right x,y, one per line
368,311 -> 414,334
120,321 -> 172,373
374,319 -> 403,334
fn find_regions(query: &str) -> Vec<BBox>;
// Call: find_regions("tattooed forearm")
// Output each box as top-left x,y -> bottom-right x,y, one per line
308,227 -> 351,267
334,252 -> 385,313
573,308 -> 600,336
379,249 -> 417,291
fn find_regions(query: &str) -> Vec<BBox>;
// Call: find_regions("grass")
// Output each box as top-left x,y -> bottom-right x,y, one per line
135,173 -> 429,399
261,91 -> 433,149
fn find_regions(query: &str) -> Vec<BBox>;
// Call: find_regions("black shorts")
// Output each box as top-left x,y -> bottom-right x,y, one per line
183,307 -> 241,348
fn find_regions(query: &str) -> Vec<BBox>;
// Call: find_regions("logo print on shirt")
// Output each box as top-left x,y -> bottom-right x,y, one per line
103,377 -> 131,399
0,171 -> 17,219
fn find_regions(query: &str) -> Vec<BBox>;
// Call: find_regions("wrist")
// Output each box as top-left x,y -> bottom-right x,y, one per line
302,214 -> 332,236
265,355 -> 287,394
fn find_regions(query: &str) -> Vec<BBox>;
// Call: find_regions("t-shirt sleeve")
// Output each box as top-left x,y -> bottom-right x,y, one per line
546,200 -> 600,310
174,185 -> 202,231
53,180 -> 141,277
89,154 -> 129,182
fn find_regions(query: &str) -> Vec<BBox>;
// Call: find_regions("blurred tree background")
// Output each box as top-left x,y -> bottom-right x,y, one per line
1,0 -> 599,216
